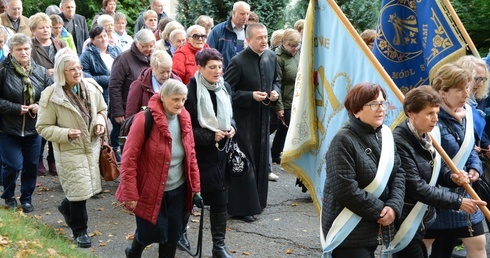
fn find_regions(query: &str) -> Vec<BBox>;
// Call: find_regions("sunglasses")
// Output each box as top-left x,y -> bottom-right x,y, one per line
474,77 -> 488,83
190,34 -> 207,40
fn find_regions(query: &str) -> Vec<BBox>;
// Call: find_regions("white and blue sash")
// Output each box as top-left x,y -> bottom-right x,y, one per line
452,104 -> 474,170
321,125 -> 395,258
382,126 -> 442,257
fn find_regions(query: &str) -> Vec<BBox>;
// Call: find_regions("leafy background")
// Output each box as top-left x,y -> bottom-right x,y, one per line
21,0 -> 490,56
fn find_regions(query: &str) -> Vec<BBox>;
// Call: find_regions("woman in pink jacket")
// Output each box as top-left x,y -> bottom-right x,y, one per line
116,79 -> 201,258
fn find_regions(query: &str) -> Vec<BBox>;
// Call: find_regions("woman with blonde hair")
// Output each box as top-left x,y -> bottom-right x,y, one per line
195,15 -> 214,36
36,50 -> 107,248
424,62 -> 487,258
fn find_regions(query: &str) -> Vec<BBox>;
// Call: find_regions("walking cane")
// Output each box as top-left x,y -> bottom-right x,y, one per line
180,199 -> 204,258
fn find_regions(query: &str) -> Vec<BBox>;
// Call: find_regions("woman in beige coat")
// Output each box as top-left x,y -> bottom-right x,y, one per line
36,49 -> 107,248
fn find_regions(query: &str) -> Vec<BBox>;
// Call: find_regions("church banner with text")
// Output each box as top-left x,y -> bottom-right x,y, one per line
373,0 -> 466,94
281,0 -> 405,214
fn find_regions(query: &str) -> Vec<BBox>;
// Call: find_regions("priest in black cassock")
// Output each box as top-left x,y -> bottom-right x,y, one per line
224,23 -> 281,222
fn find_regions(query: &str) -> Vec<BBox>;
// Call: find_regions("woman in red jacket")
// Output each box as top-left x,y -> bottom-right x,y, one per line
172,25 -> 209,84
116,79 -> 202,258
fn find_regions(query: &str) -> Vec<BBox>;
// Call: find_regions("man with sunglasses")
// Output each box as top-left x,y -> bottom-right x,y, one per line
207,1 -> 250,69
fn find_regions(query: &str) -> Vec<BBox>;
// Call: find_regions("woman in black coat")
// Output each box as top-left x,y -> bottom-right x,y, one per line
391,86 -> 484,258
321,83 -> 405,258
184,48 -> 235,258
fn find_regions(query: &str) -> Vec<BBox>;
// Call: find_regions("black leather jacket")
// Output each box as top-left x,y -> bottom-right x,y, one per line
393,120 -> 461,227
0,56 -> 52,137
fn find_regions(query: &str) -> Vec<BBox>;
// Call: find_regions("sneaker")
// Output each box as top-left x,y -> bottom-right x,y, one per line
268,172 -> 279,181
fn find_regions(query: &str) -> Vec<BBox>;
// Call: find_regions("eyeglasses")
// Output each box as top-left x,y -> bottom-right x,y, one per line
65,65 -> 82,73
364,101 -> 386,111
287,44 -> 300,49
474,77 -> 488,83
190,34 -> 207,40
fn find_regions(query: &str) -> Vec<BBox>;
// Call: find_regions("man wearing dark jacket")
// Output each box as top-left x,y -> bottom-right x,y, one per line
58,0 -> 88,55
207,1 -> 249,69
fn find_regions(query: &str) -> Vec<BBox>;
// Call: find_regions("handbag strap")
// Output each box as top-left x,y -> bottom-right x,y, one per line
99,112 -> 110,145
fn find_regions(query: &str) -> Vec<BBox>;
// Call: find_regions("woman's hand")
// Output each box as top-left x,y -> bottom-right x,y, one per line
377,206 -> 396,226
468,169 -> 480,183
68,129 -> 82,140
215,130 -> 227,142
459,198 -> 486,214
451,170 -> 470,186
226,127 -> 236,139
123,201 -> 137,211
95,124 -> 105,136
276,110 -> 284,119
20,105 -> 29,115
269,90 -> 279,102
28,104 -> 39,114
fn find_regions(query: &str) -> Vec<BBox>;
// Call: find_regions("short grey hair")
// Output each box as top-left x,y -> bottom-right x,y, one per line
186,25 -> 205,37
53,49 -> 79,86
45,4 -> 61,16
151,50 -> 172,69
159,79 -> 188,98
7,33 -> 32,51
233,1 -> 250,12
169,28 -> 185,42
59,0 -> 74,7
97,14 -> 114,26
134,29 -> 156,44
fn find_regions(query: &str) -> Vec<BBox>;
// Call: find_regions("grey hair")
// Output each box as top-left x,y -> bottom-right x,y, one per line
97,14 -> 114,26
162,20 -> 184,41
169,28 -> 185,42
186,25 -> 205,37
151,50 -> 172,69
0,27 -> 8,38
53,48 -> 79,86
134,29 -> 156,44
113,12 -> 126,22
45,4 -> 61,16
7,33 -> 32,50
159,79 -> 188,98
59,0 -> 74,7
6,0 -> 21,5
233,1 -> 250,12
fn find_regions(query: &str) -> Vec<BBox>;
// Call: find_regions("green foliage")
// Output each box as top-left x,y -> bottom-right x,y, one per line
285,0 -> 308,28
451,0 -> 490,56
336,0 -> 381,32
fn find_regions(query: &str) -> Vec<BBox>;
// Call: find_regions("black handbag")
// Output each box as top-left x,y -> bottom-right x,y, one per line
225,138 -> 249,177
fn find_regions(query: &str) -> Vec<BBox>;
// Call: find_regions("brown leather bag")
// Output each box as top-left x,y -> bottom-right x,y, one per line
99,116 -> 120,181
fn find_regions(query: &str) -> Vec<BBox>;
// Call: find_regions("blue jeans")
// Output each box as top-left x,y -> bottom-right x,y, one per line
0,133 -> 41,204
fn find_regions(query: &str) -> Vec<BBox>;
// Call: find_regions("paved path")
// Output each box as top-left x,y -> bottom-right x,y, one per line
30,164 -> 322,257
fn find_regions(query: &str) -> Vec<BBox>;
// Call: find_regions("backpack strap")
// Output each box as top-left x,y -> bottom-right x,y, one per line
144,108 -> 154,140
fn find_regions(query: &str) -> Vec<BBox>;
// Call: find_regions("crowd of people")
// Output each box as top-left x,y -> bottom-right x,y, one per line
4,0 -> 489,257
0,0 -> 305,256
322,37 -> 490,257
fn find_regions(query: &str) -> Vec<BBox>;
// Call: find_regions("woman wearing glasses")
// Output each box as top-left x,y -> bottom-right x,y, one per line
172,25 -> 209,84
36,50 -> 107,248
391,86 -> 484,258
321,83 -> 405,257
456,56 -> 490,155
423,63 -> 487,258
271,29 -> 301,164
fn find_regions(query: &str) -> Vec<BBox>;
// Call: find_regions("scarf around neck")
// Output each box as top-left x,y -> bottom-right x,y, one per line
407,119 -> 435,155
63,80 -> 92,127
11,55 -> 34,105
194,71 -> 232,132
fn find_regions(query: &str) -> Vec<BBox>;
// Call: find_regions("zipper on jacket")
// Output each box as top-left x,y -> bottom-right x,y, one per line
21,111 -> 26,137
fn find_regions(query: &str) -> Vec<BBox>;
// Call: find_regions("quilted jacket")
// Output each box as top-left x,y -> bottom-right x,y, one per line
0,57 -> 51,137
393,120 -> 462,228
321,114 -> 405,248
36,79 -> 107,201
115,94 -> 200,224
428,107 -> 484,229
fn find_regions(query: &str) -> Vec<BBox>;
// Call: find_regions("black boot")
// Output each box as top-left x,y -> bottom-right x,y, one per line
177,213 -> 191,250
210,212 -> 232,258
125,238 -> 145,258
158,243 -> 177,258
